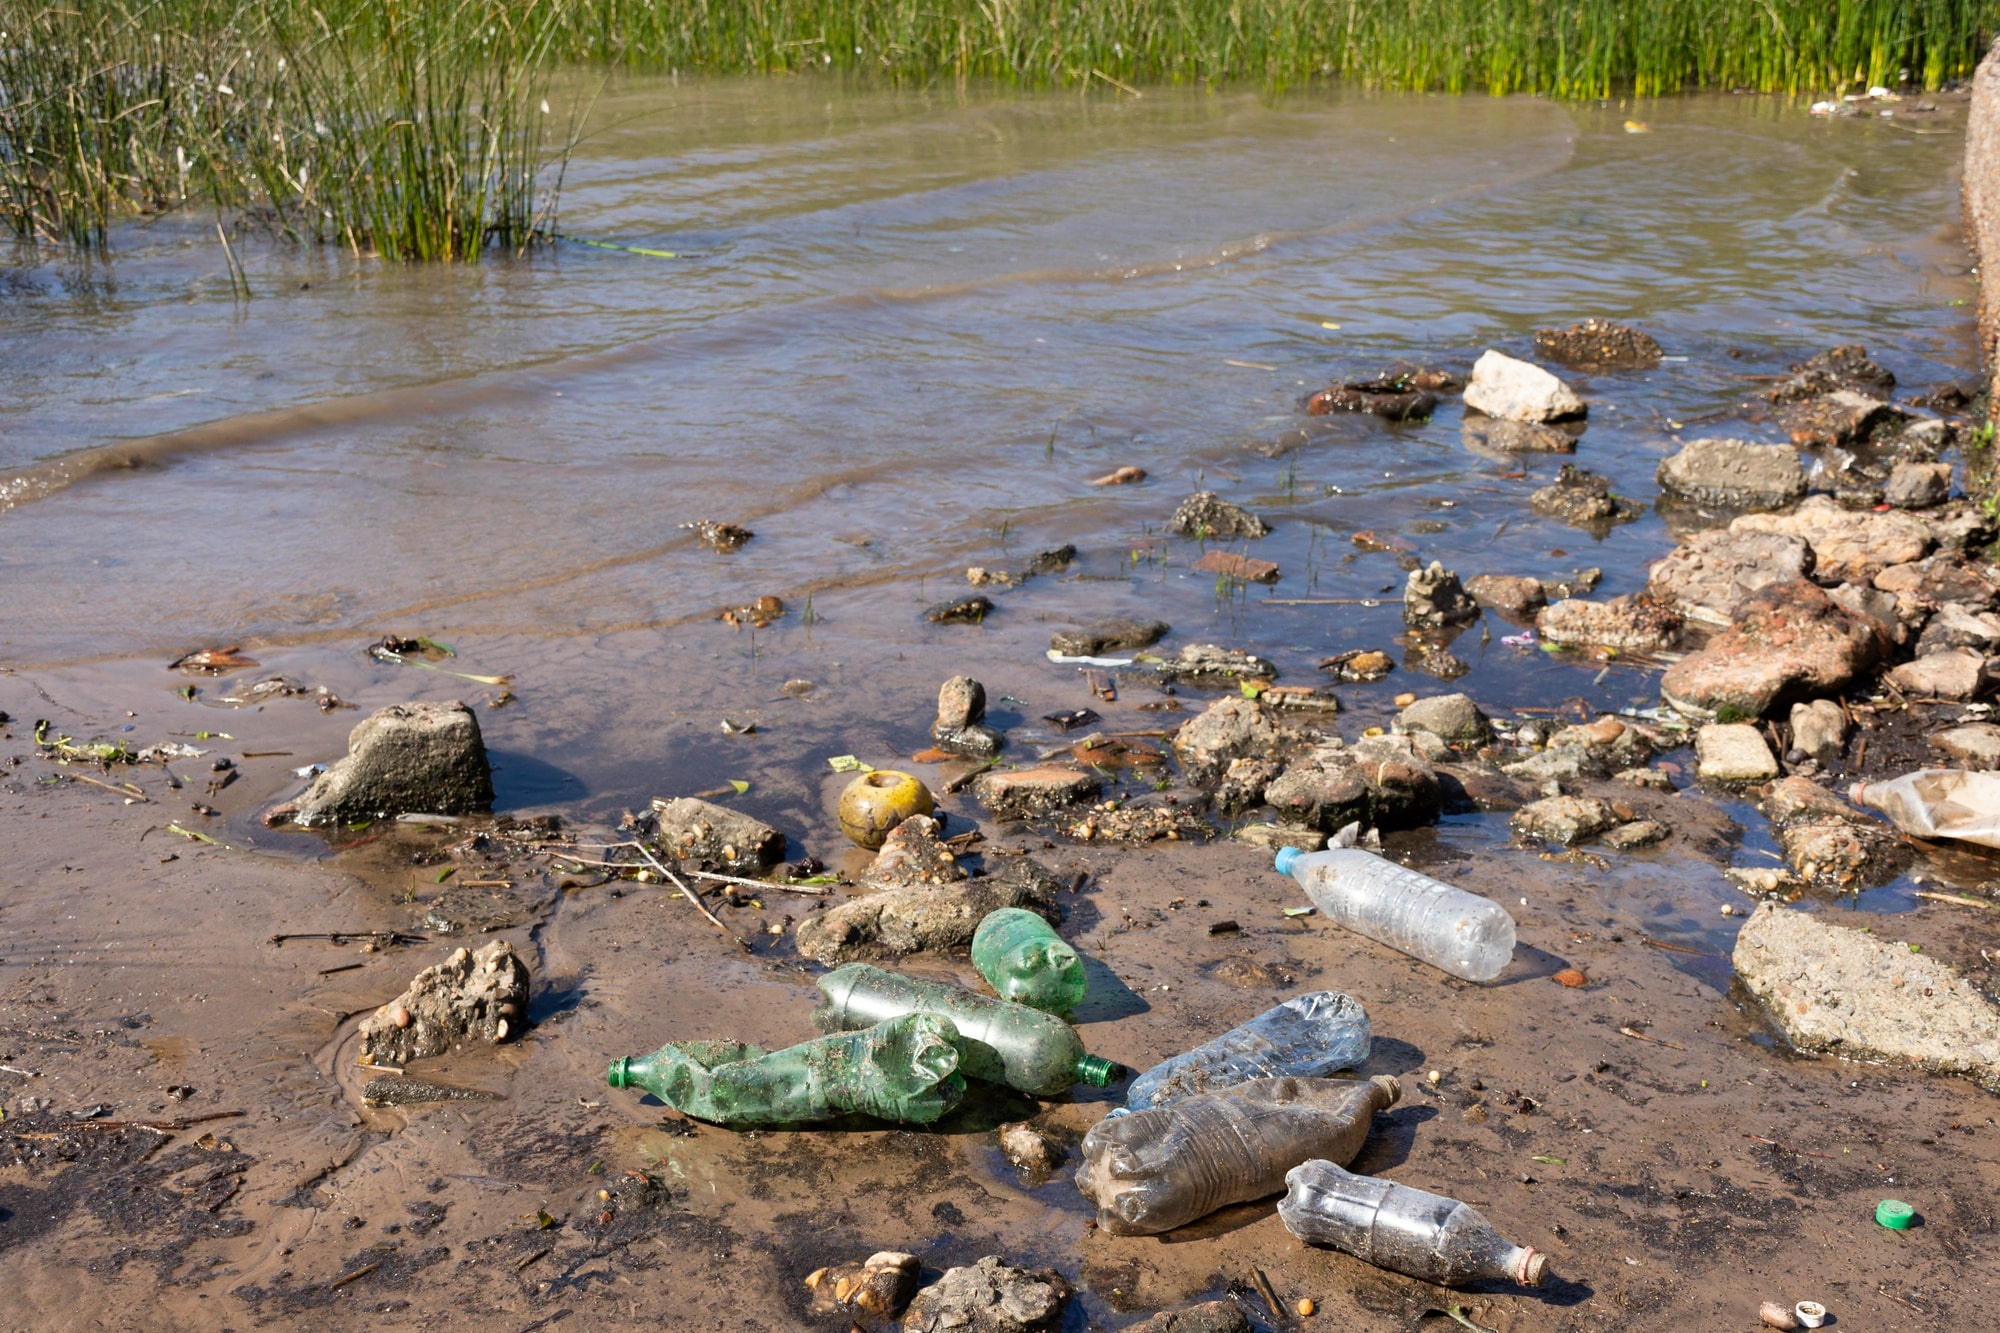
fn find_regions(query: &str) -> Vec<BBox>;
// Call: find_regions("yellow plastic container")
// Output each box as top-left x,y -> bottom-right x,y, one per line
837,770 -> 935,849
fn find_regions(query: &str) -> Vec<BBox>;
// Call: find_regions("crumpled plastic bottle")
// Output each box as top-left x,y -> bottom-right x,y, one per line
1850,770 -> 2000,849
1076,1074 -> 1400,1234
970,908 -> 1086,1015
813,963 -> 1117,1097
1122,991 -> 1371,1112
606,1012 -> 965,1125
1278,1159 -> 1548,1287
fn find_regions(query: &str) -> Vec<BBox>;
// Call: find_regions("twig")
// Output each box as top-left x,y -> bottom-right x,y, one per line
1745,1133 -> 1834,1160
1914,890 -> 1998,910
327,1262 -> 379,1291
629,843 -> 751,953
0,1064 -> 40,1077
945,761 -> 997,795
1251,1267 -> 1293,1329
1641,937 -> 1719,958
515,1245 -> 554,1272
317,963 -> 365,977
1618,1026 -> 1686,1051
1090,67 -> 1142,96
456,879 -> 513,889
64,772 -> 149,801
270,932 -> 428,947
682,868 -> 830,897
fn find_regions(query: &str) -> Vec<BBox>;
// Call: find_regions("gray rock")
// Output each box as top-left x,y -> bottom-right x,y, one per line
997,1121 -> 1064,1173
650,796 -> 786,875
1404,561 -> 1477,629
1392,693 -> 1491,745
1601,819 -> 1670,850
1922,503 -> 1997,553
1266,736 -> 1440,832
1752,778 -> 1908,890
1171,697 -> 1281,783
1232,822 -> 1328,852
1529,464 -> 1638,528
1460,417 -> 1575,453
794,857 -> 1062,965
1501,747 -> 1596,783
924,594 -> 994,624
1696,723 -> 1778,783
1889,647 -> 1992,701
290,701 -> 493,827
1536,594 -> 1683,653
1877,557 -> 2000,610
1124,1302 -> 1254,1333
1931,722 -> 2000,768
936,675 -> 987,730
1545,715 -> 1657,771
1170,491 -> 1269,540
1886,461 -> 1953,510
861,815 -> 965,892
1533,318 -> 1662,369
1214,755 -> 1284,813
1616,766 -> 1677,791
1733,902 -> 2000,1091
1777,388 -> 1908,447
1767,345 -> 1894,401
1462,349 -> 1586,422
1465,574 -> 1547,619
1914,604 -> 2000,658
974,767 -> 1102,819
1827,581 -> 1911,648
903,1256 -> 1071,1333
359,940 -> 528,1066
1648,529 -> 1815,628
1656,438 -> 1806,511
933,723 -> 1005,758
1156,643 -> 1278,685
1510,796 -> 1619,846
1732,497 -> 1932,583
1049,618 -> 1170,656
1789,699 -> 1848,763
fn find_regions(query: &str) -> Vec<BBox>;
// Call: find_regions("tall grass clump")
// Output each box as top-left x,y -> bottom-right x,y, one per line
0,0 -> 567,257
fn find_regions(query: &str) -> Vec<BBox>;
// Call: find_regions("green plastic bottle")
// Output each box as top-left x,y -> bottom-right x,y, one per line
971,908 -> 1087,1015
812,963 -> 1118,1097
605,1013 -> 965,1126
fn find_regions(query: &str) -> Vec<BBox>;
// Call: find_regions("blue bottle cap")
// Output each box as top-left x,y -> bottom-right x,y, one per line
1274,846 -> 1303,876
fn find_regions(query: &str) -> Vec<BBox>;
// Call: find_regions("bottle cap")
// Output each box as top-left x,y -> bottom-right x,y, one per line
1076,1054 -> 1121,1087
606,1058 -> 631,1089
1274,846 -> 1303,876
1875,1198 -> 1915,1229
1517,1249 -> 1547,1286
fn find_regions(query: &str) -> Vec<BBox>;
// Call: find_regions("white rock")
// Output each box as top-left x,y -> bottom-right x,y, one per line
1696,722 -> 1778,783
1462,350 -> 1586,423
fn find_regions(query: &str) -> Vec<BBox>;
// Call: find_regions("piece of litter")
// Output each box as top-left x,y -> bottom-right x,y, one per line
292,763 -> 325,780
1282,906 -> 1316,918
1046,650 -> 1134,667
1500,632 -> 1535,646
827,755 -> 873,773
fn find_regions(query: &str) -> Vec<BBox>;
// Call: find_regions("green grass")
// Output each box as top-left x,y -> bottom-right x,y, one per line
3,0 -> 1996,257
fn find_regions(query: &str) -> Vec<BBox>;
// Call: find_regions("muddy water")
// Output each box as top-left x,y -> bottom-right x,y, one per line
2,83 -> 1995,1330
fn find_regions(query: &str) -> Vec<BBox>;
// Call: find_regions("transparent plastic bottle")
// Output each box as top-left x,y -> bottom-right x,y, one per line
1122,990 -> 1371,1112
1275,846 -> 1516,981
1850,770 -> 2000,849
1077,1075 -> 1400,1235
812,963 -> 1118,1097
970,908 -> 1087,1015
1278,1159 -> 1548,1288
605,1013 -> 966,1125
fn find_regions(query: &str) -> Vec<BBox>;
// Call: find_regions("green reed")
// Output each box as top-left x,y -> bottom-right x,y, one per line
3,0 -> 1995,256
0,0 -> 566,257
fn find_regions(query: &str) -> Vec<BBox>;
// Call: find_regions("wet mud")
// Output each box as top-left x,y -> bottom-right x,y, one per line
3,83 -> 1998,1332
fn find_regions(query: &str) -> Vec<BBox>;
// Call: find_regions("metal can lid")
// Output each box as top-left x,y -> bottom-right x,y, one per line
1875,1198 -> 1915,1229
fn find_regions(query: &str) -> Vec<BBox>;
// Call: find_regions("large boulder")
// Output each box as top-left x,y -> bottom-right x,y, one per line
1733,903 -> 2000,1091
1265,736 -> 1440,832
1660,580 -> 1886,719
1656,438 -> 1806,511
1462,350 -> 1585,422
794,858 -> 1062,965
1647,529 -> 1814,627
288,701 -> 493,827
1731,496 -> 1932,584
358,940 -> 528,1066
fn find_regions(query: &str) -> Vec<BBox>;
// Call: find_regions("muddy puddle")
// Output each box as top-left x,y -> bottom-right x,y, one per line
3,81 -> 1999,1330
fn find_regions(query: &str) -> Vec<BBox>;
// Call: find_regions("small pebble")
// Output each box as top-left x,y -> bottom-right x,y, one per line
1296,1297 -> 1315,1317
1426,1069 -> 1441,1085
1553,968 -> 1588,988
1758,1300 -> 1799,1330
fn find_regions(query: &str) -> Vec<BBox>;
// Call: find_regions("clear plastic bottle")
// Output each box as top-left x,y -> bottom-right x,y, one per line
970,908 -> 1087,1015
1850,770 -> 2000,849
605,1013 -> 965,1125
1275,846 -> 1516,981
1122,990 -> 1371,1112
1278,1159 -> 1548,1288
812,963 -> 1118,1097
1077,1075 -> 1400,1235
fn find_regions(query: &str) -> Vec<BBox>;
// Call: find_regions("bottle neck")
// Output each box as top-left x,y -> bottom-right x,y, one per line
606,1057 -> 633,1089
1509,1246 -> 1547,1286
1075,1053 -> 1120,1087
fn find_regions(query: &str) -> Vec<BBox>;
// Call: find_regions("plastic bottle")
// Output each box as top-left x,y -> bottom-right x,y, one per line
1122,991 -> 1371,1113
606,1013 -> 965,1126
1077,1075 -> 1400,1235
812,963 -> 1118,1097
970,908 -> 1087,1015
1278,1159 -> 1548,1288
1274,846 -> 1516,981
1849,770 -> 2000,849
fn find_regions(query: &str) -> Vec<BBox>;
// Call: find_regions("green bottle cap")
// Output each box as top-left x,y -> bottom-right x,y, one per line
606,1057 -> 631,1089
1875,1199 -> 1915,1230
1076,1054 -> 1121,1088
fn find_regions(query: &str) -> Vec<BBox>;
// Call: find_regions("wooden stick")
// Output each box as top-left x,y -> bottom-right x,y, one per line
944,761 -> 997,795
1260,597 -> 1382,606
1618,1026 -> 1686,1051
1914,890 -> 1998,910
328,1262 -> 378,1291
515,1246 -> 554,1272
1745,1133 -> 1834,1160
65,772 -> 149,801
683,868 -> 829,897
629,843 -> 751,953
